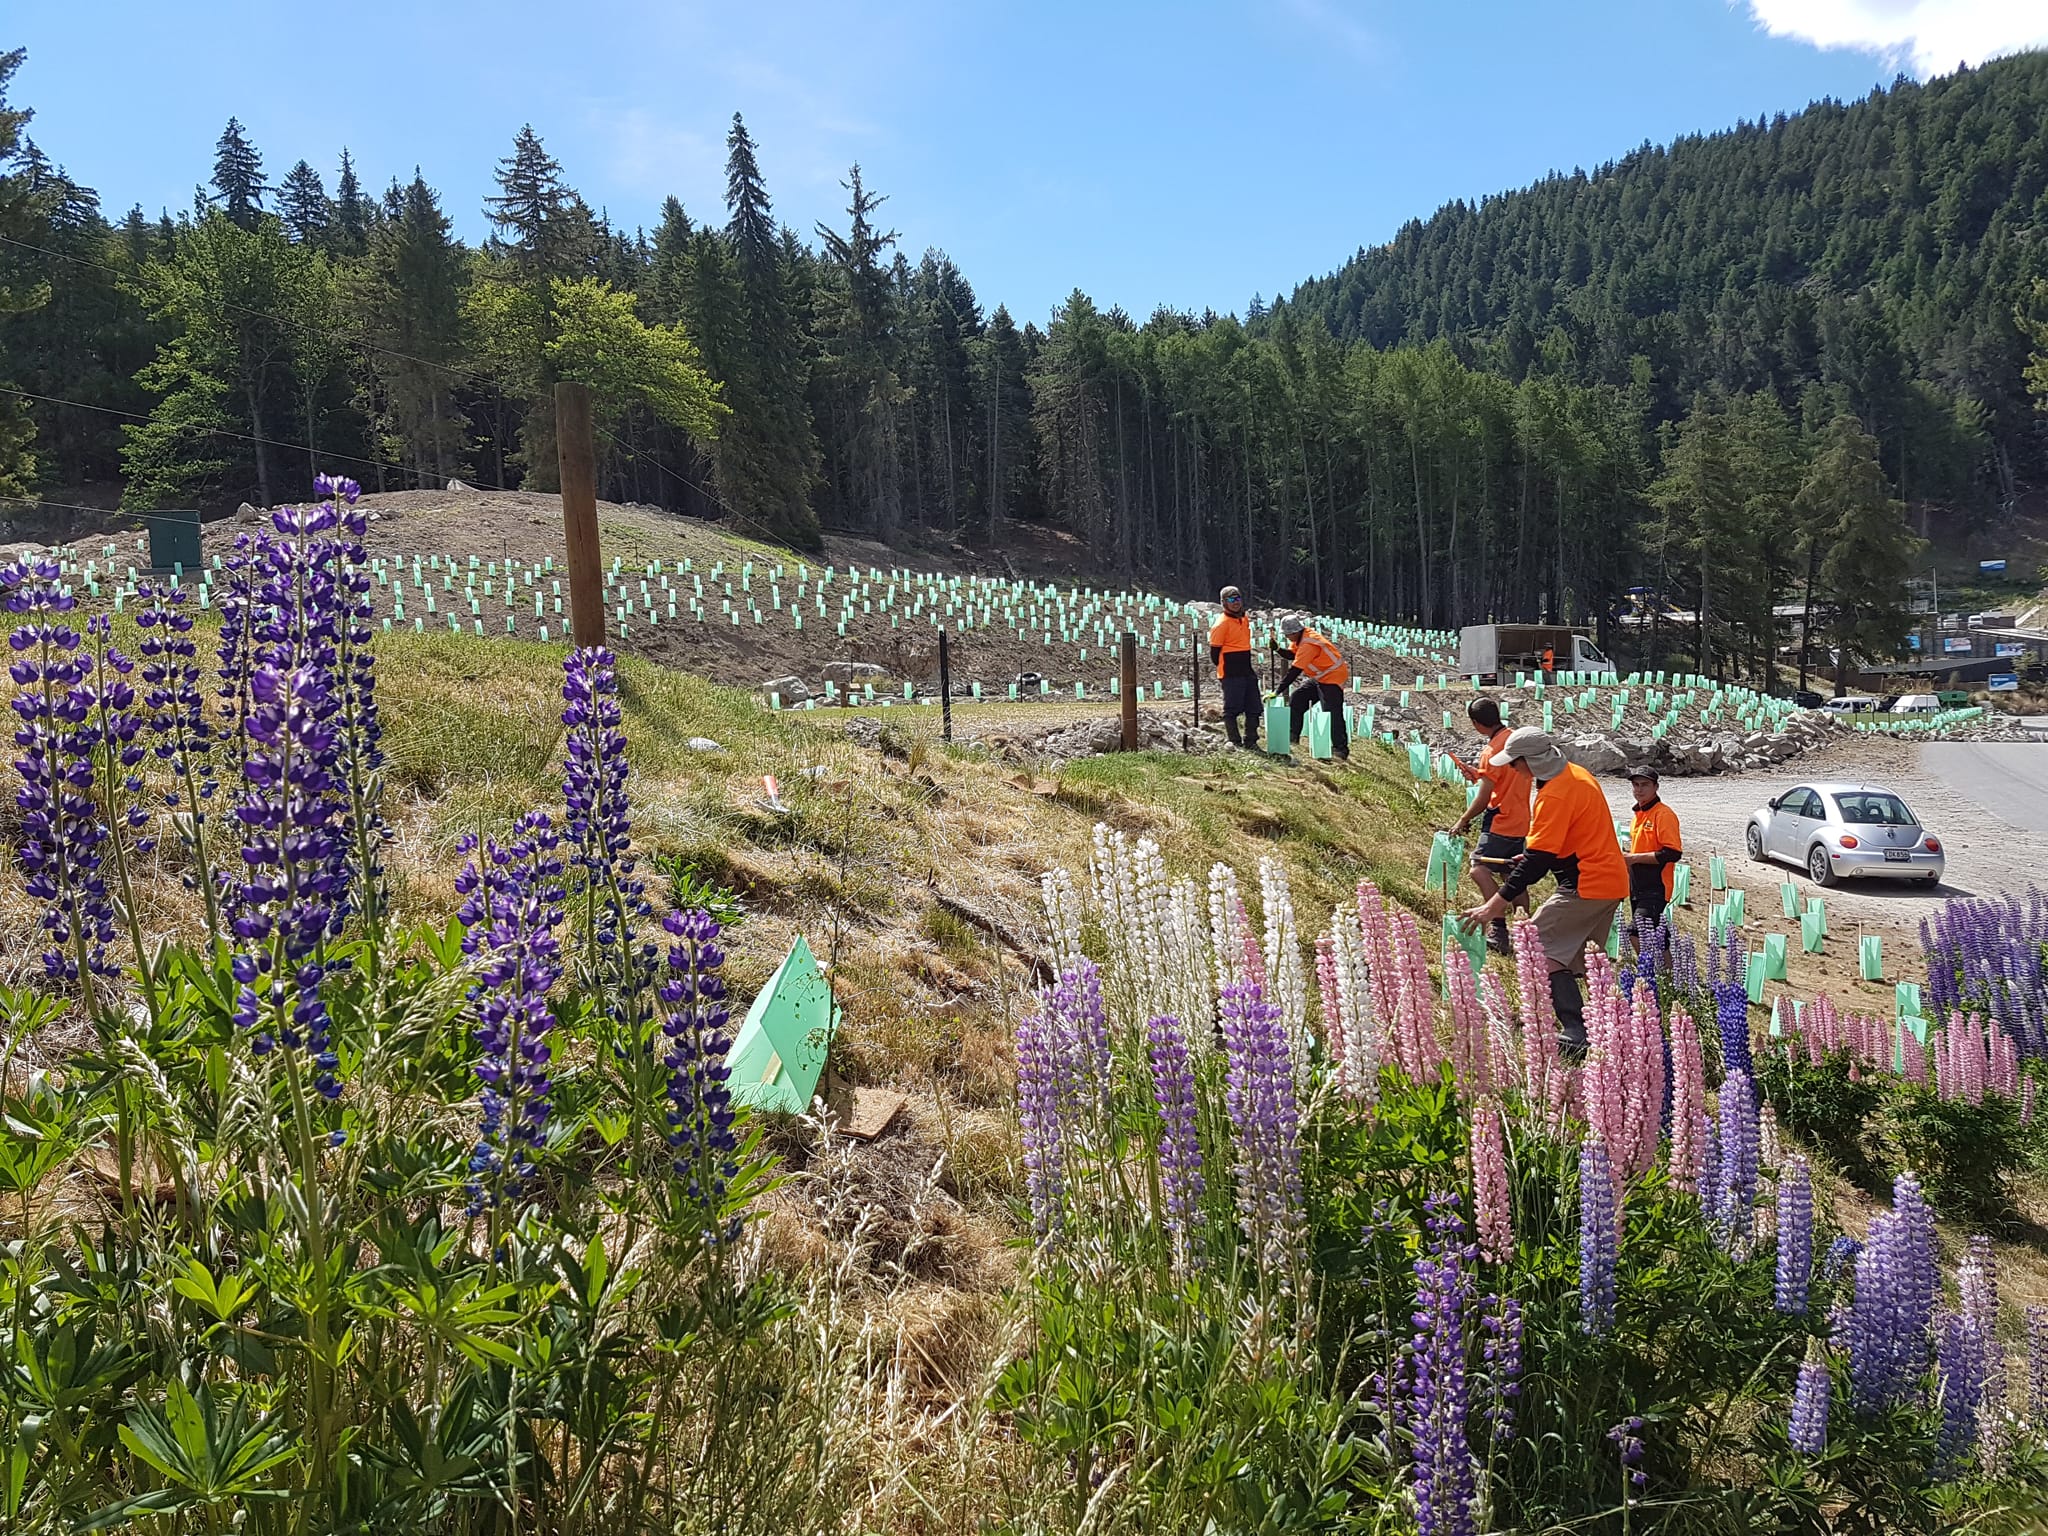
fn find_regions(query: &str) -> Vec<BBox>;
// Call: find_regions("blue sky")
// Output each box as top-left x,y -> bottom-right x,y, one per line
10,1 -> 2046,323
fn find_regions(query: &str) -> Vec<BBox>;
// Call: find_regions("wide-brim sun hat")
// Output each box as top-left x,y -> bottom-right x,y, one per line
1490,725 -> 1567,780
1281,614 -> 1306,636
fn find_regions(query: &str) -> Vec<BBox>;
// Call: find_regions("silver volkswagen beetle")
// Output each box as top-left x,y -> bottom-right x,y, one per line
1744,782 -> 1944,889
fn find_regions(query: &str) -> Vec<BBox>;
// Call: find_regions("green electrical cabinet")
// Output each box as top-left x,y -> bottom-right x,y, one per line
148,509 -> 202,572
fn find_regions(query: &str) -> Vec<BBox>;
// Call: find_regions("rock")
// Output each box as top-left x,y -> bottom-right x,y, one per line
447,478 -> 473,492
1564,735 -> 1628,774
686,737 -> 724,753
236,502 -> 261,524
760,674 -> 812,701
822,660 -> 888,688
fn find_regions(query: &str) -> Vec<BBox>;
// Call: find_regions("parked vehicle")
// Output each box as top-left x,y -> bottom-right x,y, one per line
1456,624 -> 1614,684
1745,783 -> 1943,888
1819,696 -> 1880,713
1894,693 -> 1941,713
1791,689 -> 1827,709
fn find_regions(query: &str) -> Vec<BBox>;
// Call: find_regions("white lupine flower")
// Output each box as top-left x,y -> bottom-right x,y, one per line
1166,876 -> 1214,1046
1258,856 -> 1309,1061
1328,907 -> 1379,1106
1208,862 -> 1243,996
1041,866 -> 1084,976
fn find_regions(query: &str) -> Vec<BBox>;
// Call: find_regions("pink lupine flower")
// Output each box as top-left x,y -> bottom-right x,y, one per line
1471,1095 -> 1513,1264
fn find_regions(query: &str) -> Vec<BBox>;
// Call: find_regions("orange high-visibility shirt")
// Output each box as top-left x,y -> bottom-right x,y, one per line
1630,798 -> 1683,900
1479,726 -> 1533,839
1291,629 -> 1350,687
1209,612 -> 1251,679
1525,762 -> 1629,901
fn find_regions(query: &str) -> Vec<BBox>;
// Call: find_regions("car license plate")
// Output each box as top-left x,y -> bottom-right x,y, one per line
1884,849 -> 1911,862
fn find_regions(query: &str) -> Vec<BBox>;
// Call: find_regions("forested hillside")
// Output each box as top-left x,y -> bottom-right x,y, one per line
3,44 -> 2048,677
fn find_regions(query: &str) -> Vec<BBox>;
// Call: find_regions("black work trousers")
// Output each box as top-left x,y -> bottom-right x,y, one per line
1220,673 -> 1260,747
1288,682 -> 1348,756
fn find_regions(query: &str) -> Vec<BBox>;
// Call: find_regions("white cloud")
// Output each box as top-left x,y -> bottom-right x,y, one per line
1744,0 -> 2048,76
1278,0 -> 1381,65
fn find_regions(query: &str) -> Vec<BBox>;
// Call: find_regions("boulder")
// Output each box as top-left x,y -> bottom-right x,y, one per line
447,478 -> 473,492
686,737 -> 724,753
822,660 -> 888,688
1564,735 -> 1628,774
761,674 -> 812,702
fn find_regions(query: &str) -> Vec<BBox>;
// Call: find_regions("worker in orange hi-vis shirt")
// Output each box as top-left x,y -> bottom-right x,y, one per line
1451,696 -> 1533,953
1461,727 -> 1627,1056
1624,766 -> 1683,932
1208,586 -> 1258,749
1272,614 -> 1350,759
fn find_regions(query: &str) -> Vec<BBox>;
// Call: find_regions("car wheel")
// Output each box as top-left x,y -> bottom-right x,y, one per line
1745,824 -> 1765,862
1807,843 -> 1836,888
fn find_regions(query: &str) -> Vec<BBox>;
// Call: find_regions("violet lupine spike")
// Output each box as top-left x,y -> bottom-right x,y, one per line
1775,1156 -> 1813,1315
136,582 -> 221,929
4,558 -> 119,987
1578,1138 -> 1619,1336
1697,1116 -> 1721,1210
659,905 -> 742,1246
1936,1308 -> 1990,1475
2026,1305 -> 2048,1427
1820,1234 -> 1861,1288
1714,982 -> 1753,1078
1480,1291 -> 1523,1443
83,614 -> 150,855
454,811 -> 565,1212
1715,1070 -> 1760,1255
1219,975 -> 1305,1274
1145,1013 -> 1205,1272
1016,1007 -> 1069,1241
561,647 -> 658,1014
229,664 -> 350,1098
1789,1347 -> 1831,1456
1962,1235 -> 2005,1453
1050,959 -> 1112,1126
1848,1173 -> 1939,1415
1407,1195 -> 1478,1536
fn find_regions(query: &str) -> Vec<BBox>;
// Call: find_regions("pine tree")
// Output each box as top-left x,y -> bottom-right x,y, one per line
1801,414 -> 1925,691
814,164 -> 904,541
209,117 -> 268,229
358,172 -> 469,484
486,125 -> 594,281
975,303 -> 1034,540
645,196 -> 692,326
333,148 -> 369,254
0,48 -> 44,496
279,159 -> 330,245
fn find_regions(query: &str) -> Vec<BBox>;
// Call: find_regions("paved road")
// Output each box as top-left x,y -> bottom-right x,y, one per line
1596,740 -> 2048,940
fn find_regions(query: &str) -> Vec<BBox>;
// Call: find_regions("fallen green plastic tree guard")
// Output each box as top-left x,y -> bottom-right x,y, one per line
726,936 -> 839,1115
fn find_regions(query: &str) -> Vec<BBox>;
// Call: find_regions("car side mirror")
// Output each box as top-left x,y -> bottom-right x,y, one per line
1767,796 -> 1781,810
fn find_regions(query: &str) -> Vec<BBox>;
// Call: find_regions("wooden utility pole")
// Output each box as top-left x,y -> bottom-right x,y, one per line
1191,638 -> 1201,737
1120,633 -> 1138,751
938,629 -> 953,743
557,381 -> 606,649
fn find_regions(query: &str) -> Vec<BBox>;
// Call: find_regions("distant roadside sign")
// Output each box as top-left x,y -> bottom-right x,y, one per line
1943,637 -> 1973,654
1995,642 -> 2029,658
1980,559 -> 2008,574
1907,634 -> 1922,651
1988,673 -> 2020,692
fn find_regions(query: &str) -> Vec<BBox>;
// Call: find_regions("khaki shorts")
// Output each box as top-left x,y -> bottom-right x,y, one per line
1533,890 -> 1620,974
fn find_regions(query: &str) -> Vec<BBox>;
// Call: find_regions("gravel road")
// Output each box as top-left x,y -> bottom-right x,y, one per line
1596,740 -> 2048,942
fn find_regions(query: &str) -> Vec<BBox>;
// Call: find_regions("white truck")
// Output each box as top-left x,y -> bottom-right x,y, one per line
1457,624 -> 1615,685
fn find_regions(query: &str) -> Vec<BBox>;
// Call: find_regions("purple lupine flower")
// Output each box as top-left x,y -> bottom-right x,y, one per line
317,476 -> 389,925
2026,1305 -> 2048,1426
136,582 -> 221,934
1145,1013 -> 1205,1272
83,614 -> 150,853
1016,1006 -> 1069,1241
1219,975 -> 1305,1273
1821,1234 -> 1861,1288
1671,933 -> 1699,998
213,532 -> 266,778
228,664 -> 350,1098
1051,959 -> 1112,1125
1848,1173 -> 1939,1415
1936,1308 -> 1989,1474
1961,1235 -> 2006,1462
1407,1195 -> 1477,1536
1579,1138 -> 1618,1335
1481,1291 -> 1523,1443
1789,1348 -> 1831,1456
454,812 -> 565,1212
1921,895 -> 2048,1058
1606,1415 -> 1646,1493
1775,1156 -> 1813,1314
562,648 -> 653,974
659,905 -> 742,1247
1696,1113 -> 1721,1208
1714,982 -> 1753,1078
4,558 -> 119,988
1715,1069 -> 1760,1255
